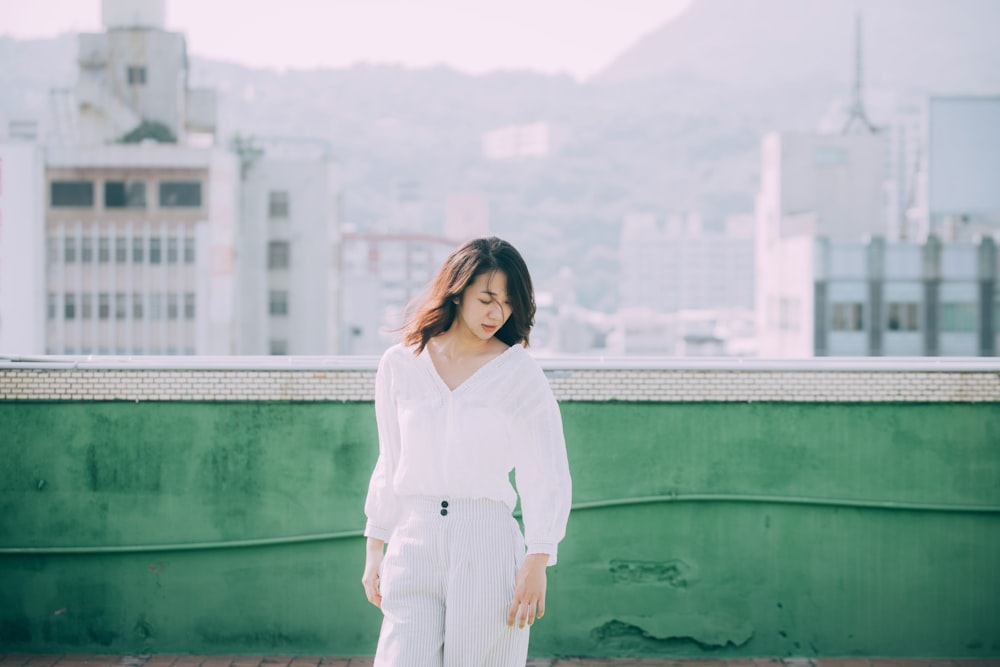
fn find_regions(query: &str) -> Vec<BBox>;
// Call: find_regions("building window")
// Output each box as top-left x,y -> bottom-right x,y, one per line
51,181 -> 94,208
159,181 -> 202,208
64,293 -> 76,320
81,237 -> 94,264
149,238 -> 162,264
184,237 -> 196,264
150,293 -> 163,321
269,290 -> 289,317
268,241 -> 290,269
104,181 -> 146,209
133,293 -> 144,320
47,237 -> 58,265
167,293 -> 179,320
941,303 -> 976,332
81,293 -> 93,320
133,237 -> 144,263
47,294 -> 56,320
887,302 -> 919,331
98,293 -> 110,320
167,238 -> 179,264
831,303 -> 864,331
115,293 -> 127,320
115,237 -> 128,263
127,65 -> 146,86
64,238 -> 77,263
270,339 -> 288,355
269,191 -> 289,219
184,293 -> 196,319
98,237 -> 111,263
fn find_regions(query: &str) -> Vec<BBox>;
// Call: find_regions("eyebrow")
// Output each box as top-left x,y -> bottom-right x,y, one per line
480,290 -> 509,299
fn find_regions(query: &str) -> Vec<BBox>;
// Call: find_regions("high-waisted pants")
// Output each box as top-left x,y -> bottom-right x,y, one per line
374,496 -> 529,667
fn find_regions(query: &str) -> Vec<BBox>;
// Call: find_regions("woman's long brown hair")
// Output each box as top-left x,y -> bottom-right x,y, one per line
402,237 -> 535,353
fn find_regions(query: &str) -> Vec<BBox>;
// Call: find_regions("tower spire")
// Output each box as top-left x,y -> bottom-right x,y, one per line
842,13 -> 879,134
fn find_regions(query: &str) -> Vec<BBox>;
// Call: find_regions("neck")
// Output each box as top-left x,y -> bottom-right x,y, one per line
434,324 -> 492,359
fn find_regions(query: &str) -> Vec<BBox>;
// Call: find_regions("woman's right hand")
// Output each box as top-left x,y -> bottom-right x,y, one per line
361,538 -> 385,608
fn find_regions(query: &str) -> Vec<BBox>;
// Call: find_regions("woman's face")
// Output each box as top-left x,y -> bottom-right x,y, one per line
455,270 -> 512,341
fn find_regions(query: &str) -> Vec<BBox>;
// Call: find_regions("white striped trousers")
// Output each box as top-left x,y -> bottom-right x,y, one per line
374,496 -> 530,667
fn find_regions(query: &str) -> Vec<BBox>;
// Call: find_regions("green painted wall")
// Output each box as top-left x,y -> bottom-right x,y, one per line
1,401 -> 998,657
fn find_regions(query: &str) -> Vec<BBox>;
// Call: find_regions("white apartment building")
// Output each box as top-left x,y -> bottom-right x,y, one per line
760,235 -> 998,357
620,212 -> 755,313
1,0 -> 341,356
756,129 -> 888,357
237,138 -> 340,355
0,140 -> 47,354
340,232 -> 457,354
43,144 -> 238,355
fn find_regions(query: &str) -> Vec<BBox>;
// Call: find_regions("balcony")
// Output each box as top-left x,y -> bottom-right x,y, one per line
1,356 -> 998,658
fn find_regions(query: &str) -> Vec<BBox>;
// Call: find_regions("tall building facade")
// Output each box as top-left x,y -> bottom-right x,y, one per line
237,138 -> 340,355
761,235 -> 998,357
620,213 -> 755,313
0,140 -> 47,354
0,0 -> 340,356
43,144 -> 238,355
340,232 -> 457,354
755,130 -> 888,357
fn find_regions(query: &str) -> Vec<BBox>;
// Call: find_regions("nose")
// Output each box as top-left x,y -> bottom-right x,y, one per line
489,302 -> 503,319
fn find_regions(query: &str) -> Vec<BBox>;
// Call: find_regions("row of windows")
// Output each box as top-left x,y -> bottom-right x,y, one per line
52,236 -> 196,266
831,302 -> 982,332
48,293 -> 196,322
51,180 -> 202,209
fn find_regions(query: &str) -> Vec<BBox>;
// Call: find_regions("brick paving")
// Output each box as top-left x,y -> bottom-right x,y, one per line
1,656 -> 998,667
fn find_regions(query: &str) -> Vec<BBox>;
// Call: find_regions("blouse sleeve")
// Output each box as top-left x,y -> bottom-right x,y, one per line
363,349 -> 403,542
512,361 -> 572,566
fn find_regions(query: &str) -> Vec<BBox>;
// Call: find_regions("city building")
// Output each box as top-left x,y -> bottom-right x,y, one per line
43,143 -> 239,355
236,137 -> 340,355
0,138 -> 46,354
620,212 -> 755,313
0,0 -> 341,356
759,235 -> 998,357
339,231 -> 457,354
755,128 -> 889,357
926,96 -> 1000,242
481,122 -> 560,160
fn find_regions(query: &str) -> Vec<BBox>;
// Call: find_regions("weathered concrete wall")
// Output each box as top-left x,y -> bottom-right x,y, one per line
1,365 -> 999,657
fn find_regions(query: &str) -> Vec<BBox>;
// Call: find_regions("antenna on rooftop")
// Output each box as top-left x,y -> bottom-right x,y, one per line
842,13 -> 879,134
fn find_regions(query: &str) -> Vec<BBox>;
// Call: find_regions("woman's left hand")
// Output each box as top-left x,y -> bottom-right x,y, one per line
507,553 -> 548,628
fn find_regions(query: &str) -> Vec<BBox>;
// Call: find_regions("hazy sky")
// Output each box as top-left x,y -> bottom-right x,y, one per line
1,0 -> 693,79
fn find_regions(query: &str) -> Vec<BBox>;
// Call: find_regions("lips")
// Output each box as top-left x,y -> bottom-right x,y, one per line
482,324 -> 497,333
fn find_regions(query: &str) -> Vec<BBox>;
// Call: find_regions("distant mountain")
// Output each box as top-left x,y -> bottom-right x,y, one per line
596,0 -> 1000,93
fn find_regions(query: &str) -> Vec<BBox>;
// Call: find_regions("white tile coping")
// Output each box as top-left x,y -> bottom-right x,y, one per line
2,355 -> 999,402
3,354 -> 1000,373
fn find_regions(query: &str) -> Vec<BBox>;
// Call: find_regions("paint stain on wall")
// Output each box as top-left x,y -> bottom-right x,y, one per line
609,558 -> 696,588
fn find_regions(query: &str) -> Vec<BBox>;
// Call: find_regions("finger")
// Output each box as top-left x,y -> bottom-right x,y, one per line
519,601 -> 530,629
527,602 -> 537,626
506,600 -> 518,627
537,595 -> 545,619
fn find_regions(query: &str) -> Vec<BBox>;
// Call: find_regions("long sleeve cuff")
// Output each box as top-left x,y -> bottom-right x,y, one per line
364,521 -> 392,543
526,541 -> 558,566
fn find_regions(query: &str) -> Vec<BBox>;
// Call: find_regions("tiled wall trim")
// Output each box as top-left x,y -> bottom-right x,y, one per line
2,366 -> 999,402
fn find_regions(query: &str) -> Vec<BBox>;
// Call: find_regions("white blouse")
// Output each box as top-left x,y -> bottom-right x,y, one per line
363,342 -> 572,565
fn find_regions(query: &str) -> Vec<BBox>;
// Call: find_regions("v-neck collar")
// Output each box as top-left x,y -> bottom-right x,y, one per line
419,343 -> 517,395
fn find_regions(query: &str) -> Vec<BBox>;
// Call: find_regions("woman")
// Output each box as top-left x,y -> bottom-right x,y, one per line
361,237 -> 572,666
